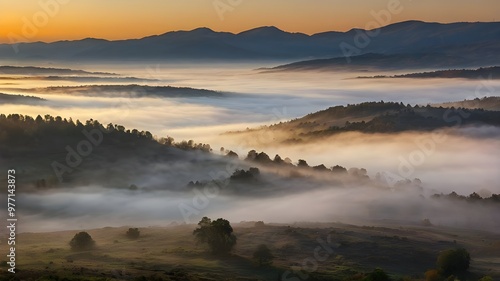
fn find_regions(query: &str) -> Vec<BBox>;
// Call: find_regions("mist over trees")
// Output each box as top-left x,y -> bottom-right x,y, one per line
0,113 -> 211,152
432,192 -> 500,204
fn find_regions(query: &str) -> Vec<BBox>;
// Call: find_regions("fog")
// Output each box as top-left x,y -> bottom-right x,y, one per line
214,128 -> 500,195
15,175 -> 500,233
0,63 -> 499,233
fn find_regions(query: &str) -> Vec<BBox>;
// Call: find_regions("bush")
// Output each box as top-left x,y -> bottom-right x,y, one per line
126,228 -> 140,239
69,232 -> 95,251
364,268 -> 391,281
253,244 -> 274,266
425,269 -> 441,281
437,248 -> 470,275
254,221 -> 265,227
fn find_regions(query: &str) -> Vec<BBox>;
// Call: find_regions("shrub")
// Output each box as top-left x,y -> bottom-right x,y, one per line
364,268 -> 391,281
253,244 -> 274,266
425,269 -> 441,281
126,228 -> 140,239
437,248 -> 470,275
254,221 -> 265,227
69,232 -> 95,251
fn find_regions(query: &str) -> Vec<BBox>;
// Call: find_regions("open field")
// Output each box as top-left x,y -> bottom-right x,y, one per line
1,222 -> 498,280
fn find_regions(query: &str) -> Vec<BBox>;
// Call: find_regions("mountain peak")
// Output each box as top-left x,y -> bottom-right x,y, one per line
190,27 -> 216,34
238,26 -> 287,36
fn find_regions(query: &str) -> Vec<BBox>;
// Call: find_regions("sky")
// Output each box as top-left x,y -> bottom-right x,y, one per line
0,0 -> 499,43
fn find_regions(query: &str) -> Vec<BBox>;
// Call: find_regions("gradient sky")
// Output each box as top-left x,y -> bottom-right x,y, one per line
0,0 -> 498,43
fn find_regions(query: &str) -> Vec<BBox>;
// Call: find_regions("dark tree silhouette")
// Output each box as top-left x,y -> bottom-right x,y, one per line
297,159 -> 309,167
126,228 -> 140,239
226,150 -> 239,158
364,268 -> 391,281
255,152 -> 272,164
331,165 -> 348,174
69,232 -> 95,251
193,217 -> 236,255
313,164 -> 329,172
254,221 -> 265,228
230,168 -> 260,182
253,244 -> 274,266
273,154 -> 284,164
437,248 -> 470,276
467,192 -> 482,201
246,150 -> 257,161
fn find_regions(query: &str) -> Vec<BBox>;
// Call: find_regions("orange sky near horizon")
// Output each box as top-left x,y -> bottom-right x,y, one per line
0,0 -> 498,43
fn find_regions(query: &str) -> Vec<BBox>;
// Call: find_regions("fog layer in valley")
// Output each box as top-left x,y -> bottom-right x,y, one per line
0,63 -> 498,233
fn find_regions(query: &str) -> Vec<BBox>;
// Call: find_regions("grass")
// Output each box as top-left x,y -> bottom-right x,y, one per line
1,222 -> 498,280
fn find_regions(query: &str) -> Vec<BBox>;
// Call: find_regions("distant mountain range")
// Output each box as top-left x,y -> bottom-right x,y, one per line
1,21 -> 499,68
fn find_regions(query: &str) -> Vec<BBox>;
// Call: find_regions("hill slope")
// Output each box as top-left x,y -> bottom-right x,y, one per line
0,92 -> 46,104
433,96 -> 500,111
26,84 -> 225,98
357,66 -> 500,79
226,99 -> 500,143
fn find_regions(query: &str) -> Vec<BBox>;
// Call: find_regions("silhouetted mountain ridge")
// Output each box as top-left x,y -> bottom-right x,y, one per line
1,21 -> 498,64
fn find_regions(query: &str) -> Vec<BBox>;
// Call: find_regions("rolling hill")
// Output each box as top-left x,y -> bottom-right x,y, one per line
357,66 -> 500,79
226,99 -> 500,143
0,65 -> 118,76
0,92 -> 46,104
20,84 -> 225,98
433,97 -> 500,111
266,53 -> 497,72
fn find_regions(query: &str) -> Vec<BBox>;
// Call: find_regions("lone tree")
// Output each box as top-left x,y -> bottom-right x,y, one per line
193,217 -> 236,255
437,248 -> 470,276
254,221 -> 265,228
253,244 -> 274,266
126,228 -> 140,239
297,159 -> 309,168
69,232 -> 95,251
364,268 -> 391,281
